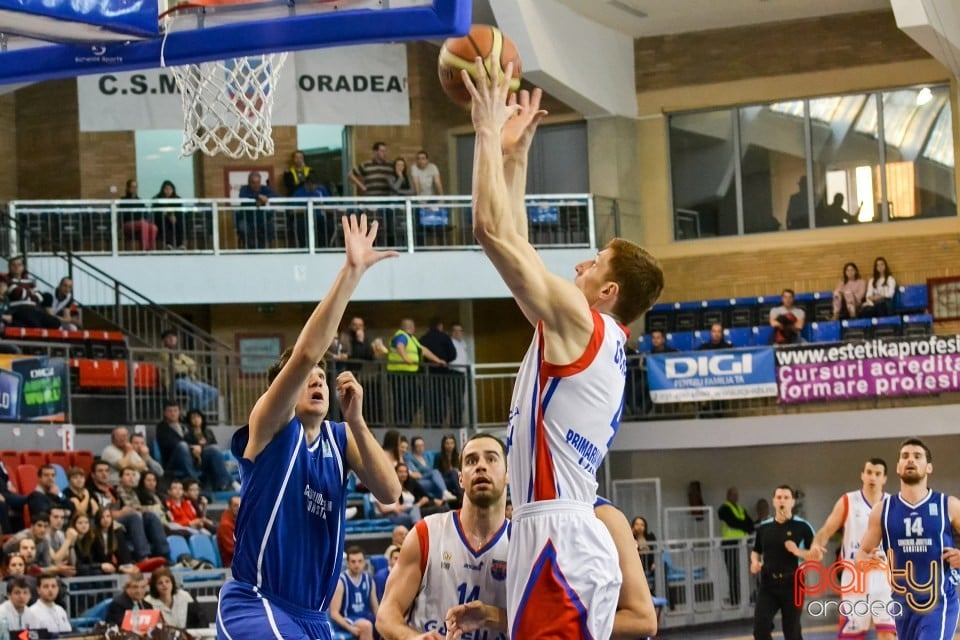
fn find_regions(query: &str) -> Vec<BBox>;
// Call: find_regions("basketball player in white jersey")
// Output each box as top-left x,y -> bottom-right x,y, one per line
811,458 -> 895,640
376,433 -> 510,640
462,60 -> 664,638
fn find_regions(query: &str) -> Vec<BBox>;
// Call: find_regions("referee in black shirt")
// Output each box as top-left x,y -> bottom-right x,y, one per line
750,485 -> 820,640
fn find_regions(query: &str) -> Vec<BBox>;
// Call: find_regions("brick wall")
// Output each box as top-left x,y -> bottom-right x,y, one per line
78,131 -> 136,198
15,80 -> 81,198
0,94 -> 16,201
635,10 -> 931,91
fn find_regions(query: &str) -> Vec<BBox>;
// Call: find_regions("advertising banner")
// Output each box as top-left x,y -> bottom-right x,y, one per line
646,347 -> 778,403
776,335 -> 960,404
0,355 -> 68,422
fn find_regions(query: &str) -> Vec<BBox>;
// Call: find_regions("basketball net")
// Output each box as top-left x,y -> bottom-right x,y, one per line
161,9 -> 287,159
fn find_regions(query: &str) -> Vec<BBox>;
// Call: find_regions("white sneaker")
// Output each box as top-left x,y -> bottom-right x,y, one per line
345,506 -> 358,520
442,490 -> 457,502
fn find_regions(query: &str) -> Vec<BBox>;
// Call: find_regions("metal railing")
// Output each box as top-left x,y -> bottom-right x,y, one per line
8,194 -> 597,255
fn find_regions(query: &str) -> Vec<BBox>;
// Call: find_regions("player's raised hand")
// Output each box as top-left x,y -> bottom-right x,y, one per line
783,540 -> 800,556
445,601 -> 488,639
462,57 -> 520,134
335,371 -> 364,426
502,88 -> 547,159
341,213 -> 399,271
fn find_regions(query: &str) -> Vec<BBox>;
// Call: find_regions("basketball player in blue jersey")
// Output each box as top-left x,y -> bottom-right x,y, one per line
859,438 -> 960,640
331,546 -> 378,640
462,59 -> 663,639
216,214 -> 401,640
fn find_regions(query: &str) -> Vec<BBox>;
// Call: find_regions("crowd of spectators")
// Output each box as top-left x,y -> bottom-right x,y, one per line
0,257 -> 80,336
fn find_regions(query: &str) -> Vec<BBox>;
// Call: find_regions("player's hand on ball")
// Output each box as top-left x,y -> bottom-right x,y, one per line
336,371 -> 363,424
461,57 -> 520,134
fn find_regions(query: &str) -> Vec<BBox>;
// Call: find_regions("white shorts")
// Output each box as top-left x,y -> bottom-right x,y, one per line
507,500 -> 622,640
837,567 -> 896,637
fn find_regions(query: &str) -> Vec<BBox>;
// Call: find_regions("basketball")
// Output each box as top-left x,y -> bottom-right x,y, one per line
438,24 -> 522,108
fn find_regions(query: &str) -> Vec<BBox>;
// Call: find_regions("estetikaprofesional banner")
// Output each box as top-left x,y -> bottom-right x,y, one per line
0,355 -> 68,422
776,335 -> 960,404
647,347 -> 778,403
77,43 -> 409,131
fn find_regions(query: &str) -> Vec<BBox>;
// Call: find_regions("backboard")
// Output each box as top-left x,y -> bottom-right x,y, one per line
0,0 -> 470,85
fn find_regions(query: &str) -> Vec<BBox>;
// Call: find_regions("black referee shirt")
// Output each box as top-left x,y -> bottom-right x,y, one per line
753,516 -> 815,578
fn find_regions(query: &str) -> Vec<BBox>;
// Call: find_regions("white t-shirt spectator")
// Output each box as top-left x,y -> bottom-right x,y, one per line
28,600 -> 71,633
411,163 -> 441,196
0,601 -> 42,630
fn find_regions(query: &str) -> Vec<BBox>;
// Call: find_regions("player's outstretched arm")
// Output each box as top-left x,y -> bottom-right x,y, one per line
377,528 -> 435,640
462,59 -> 593,343
245,215 -> 397,460
812,495 -> 846,553
502,88 -> 547,239
856,503 -> 884,561
943,496 -> 960,569
339,371 -> 401,503
595,503 -> 658,639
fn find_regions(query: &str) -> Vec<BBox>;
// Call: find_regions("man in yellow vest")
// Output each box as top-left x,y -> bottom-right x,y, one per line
386,318 -> 446,427
718,486 -> 754,606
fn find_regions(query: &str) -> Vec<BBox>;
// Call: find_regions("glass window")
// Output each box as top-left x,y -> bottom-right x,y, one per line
296,125 -> 345,196
809,93 -> 880,227
668,109 -> 736,238
739,101 -> 806,234
882,86 -> 956,220
135,130 -> 195,199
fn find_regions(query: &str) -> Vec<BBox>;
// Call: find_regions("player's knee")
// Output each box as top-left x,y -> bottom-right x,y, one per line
355,618 -> 372,631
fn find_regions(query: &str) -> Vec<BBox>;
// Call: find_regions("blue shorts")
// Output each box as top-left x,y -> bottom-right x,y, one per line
894,596 -> 959,640
217,580 -> 332,640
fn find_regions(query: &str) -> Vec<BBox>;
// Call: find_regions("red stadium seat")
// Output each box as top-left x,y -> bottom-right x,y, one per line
16,464 -> 38,496
0,451 -> 20,478
70,451 -> 95,477
20,451 -> 45,468
46,451 -> 72,470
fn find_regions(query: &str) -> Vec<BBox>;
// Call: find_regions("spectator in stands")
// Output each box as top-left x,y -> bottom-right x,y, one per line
283,150 -> 313,195
349,142 -> 393,197
156,400 -> 233,491
183,479 -> 215,533
146,566 -> 195,628
0,276 -> 19,354
390,526 -> 408,551
381,430 -> 403,467
420,318 -> 459,429
154,180 -> 185,251
87,460 -> 169,562
404,436 -> 455,502
115,467 -> 169,555
46,506 -> 74,567
345,316 -> 386,367
0,578 -> 40,631
1,555 -> 36,600
769,288 -> 806,345
101,426 -> 150,483
816,193 -> 859,227
3,513 -> 51,560
159,332 -> 221,415
105,572 -> 152,626
434,434 -> 462,499
411,150 -> 444,197
860,256 -> 897,318
398,463 -> 448,517
129,432 -> 164,478
649,329 -> 677,354
28,575 -> 70,634
831,261 -> 867,320
164,479 -> 210,537
449,322 -> 470,365
0,456 -> 27,533
65,466 -> 98,520
185,408 -> 218,454
371,468 -> 422,528
49,277 -> 80,330
387,318 -> 446,427
697,323 -> 732,350
119,178 -> 159,252
16,537 -> 45,579
135,471 -> 168,527
27,465 -> 71,522
217,495 -> 240,569
631,516 -> 657,594
292,177 -> 331,249
67,511 -> 116,575
389,157 -> 414,197
237,171 -> 277,249
92,509 -> 137,575
374,544 -> 399,601
5,256 -> 59,329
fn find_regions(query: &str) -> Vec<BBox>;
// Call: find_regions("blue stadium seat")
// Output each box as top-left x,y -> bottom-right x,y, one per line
673,301 -> 700,332
871,315 -> 902,339
645,302 -> 674,333
811,290 -> 835,321
691,330 -> 709,350
526,204 -> 559,224
751,325 -> 774,346
725,328 -> 752,348
841,318 -> 872,341
50,463 -> 69,491
808,321 -> 841,343
730,297 -> 758,328
896,285 -> 928,313
666,332 -> 694,352
189,533 -> 222,567
167,535 -> 192,563
370,555 -> 388,573
363,493 -> 377,520
71,597 -> 112,630
700,298 -> 730,329
636,334 -> 652,353
902,313 -> 933,337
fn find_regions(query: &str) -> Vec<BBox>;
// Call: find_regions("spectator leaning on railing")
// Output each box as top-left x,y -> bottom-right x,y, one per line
159,330 -> 221,414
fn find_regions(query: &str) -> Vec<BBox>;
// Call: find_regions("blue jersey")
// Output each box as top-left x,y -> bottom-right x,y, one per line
338,572 -> 374,621
880,490 -> 959,610
230,417 -> 349,612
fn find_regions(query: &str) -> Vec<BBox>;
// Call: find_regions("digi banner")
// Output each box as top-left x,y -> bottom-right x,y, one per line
646,347 -> 778,403
776,335 -> 960,404
0,355 -> 67,422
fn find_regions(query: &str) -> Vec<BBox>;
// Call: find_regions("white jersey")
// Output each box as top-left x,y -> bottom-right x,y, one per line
408,511 -> 509,640
841,489 -> 888,562
506,310 -> 628,506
